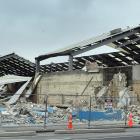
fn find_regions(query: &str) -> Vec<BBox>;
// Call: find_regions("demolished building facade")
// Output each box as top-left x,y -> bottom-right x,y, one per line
1,25 -> 140,125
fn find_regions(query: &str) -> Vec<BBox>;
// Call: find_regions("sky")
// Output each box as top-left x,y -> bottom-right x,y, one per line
0,0 -> 140,64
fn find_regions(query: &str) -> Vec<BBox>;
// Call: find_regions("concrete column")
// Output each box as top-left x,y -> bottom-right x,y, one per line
50,63 -> 54,72
35,59 -> 40,73
68,55 -> 73,71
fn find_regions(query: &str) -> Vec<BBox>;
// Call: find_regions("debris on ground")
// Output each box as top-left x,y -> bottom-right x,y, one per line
0,97 -> 76,126
0,73 -> 140,126
127,105 -> 140,124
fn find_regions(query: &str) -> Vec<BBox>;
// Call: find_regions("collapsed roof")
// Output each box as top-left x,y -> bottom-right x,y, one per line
42,51 -> 135,72
37,25 -> 140,72
36,26 -> 140,60
1,25 -> 140,75
0,53 -> 35,76
0,53 -> 44,76
0,75 -> 31,85
0,74 -> 32,105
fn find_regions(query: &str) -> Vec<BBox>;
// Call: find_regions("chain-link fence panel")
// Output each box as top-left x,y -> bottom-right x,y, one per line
0,93 -> 140,129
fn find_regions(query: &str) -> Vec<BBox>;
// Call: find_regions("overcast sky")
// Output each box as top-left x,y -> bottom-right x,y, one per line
0,0 -> 140,64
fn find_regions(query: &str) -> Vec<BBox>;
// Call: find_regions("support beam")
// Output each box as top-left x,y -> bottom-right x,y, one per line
35,59 -> 40,73
116,37 -> 140,48
68,55 -> 73,71
72,29 -> 139,56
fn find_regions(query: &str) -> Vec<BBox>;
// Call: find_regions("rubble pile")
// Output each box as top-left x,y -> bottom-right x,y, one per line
0,98 -> 76,126
128,105 -> 140,123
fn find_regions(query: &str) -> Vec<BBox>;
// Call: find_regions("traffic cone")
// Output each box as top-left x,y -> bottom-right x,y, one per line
67,114 -> 73,129
128,113 -> 133,128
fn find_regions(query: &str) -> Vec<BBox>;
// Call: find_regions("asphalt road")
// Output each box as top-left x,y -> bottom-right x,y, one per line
0,135 -> 140,140
0,128 -> 140,140
0,134 -> 140,140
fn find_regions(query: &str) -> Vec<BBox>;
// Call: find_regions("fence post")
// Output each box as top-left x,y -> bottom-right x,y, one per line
125,98 -> 128,127
88,96 -> 92,128
62,94 -> 64,104
44,95 -> 48,128
0,112 -> 1,127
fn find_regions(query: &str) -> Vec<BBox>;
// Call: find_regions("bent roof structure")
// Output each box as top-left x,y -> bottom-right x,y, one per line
0,53 -> 39,76
1,25 -> 140,75
42,51 -> 137,72
36,25 -> 140,61
36,25 -> 140,72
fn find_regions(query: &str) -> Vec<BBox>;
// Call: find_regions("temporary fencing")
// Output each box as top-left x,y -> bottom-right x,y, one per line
0,93 -> 140,129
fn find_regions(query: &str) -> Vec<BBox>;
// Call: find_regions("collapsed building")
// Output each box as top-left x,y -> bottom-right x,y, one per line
35,25 -> 140,108
1,25 -> 140,124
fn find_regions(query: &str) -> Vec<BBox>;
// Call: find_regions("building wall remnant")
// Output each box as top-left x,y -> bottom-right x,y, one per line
103,66 -> 132,97
132,65 -> 140,98
36,70 -> 103,104
36,65 -> 140,106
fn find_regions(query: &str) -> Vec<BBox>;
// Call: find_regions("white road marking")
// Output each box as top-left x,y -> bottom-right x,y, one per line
88,134 -> 140,139
2,139 -> 26,140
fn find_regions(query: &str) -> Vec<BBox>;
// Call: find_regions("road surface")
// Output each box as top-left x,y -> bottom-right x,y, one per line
0,128 -> 140,140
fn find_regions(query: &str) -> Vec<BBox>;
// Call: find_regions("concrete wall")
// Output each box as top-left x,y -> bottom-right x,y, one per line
103,66 -> 132,86
103,66 -> 132,97
36,65 -> 140,105
132,65 -> 140,81
132,65 -> 140,96
36,70 -> 103,104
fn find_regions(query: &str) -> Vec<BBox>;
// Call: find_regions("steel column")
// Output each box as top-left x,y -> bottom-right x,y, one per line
35,59 -> 40,73
68,55 -> 73,71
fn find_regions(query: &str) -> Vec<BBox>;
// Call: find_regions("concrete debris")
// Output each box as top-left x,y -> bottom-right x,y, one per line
127,105 -> 140,124
0,74 -> 42,106
117,87 -> 131,108
0,75 -> 31,85
0,72 -> 139,126
7,78 -> 32,105
0,75 -> 77,126
112,72 -> 127,90
96,86 -> 108,101
0,75 -> 32,104
82,61 -> 100,72
0,98 -> 77,126
25,74 -> 42,98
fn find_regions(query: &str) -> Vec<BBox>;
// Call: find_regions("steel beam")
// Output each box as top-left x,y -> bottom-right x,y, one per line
72,29 -> 139,56
116,37 -> 140,48
68,55 -> 73,71
35,59 -> 40,73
